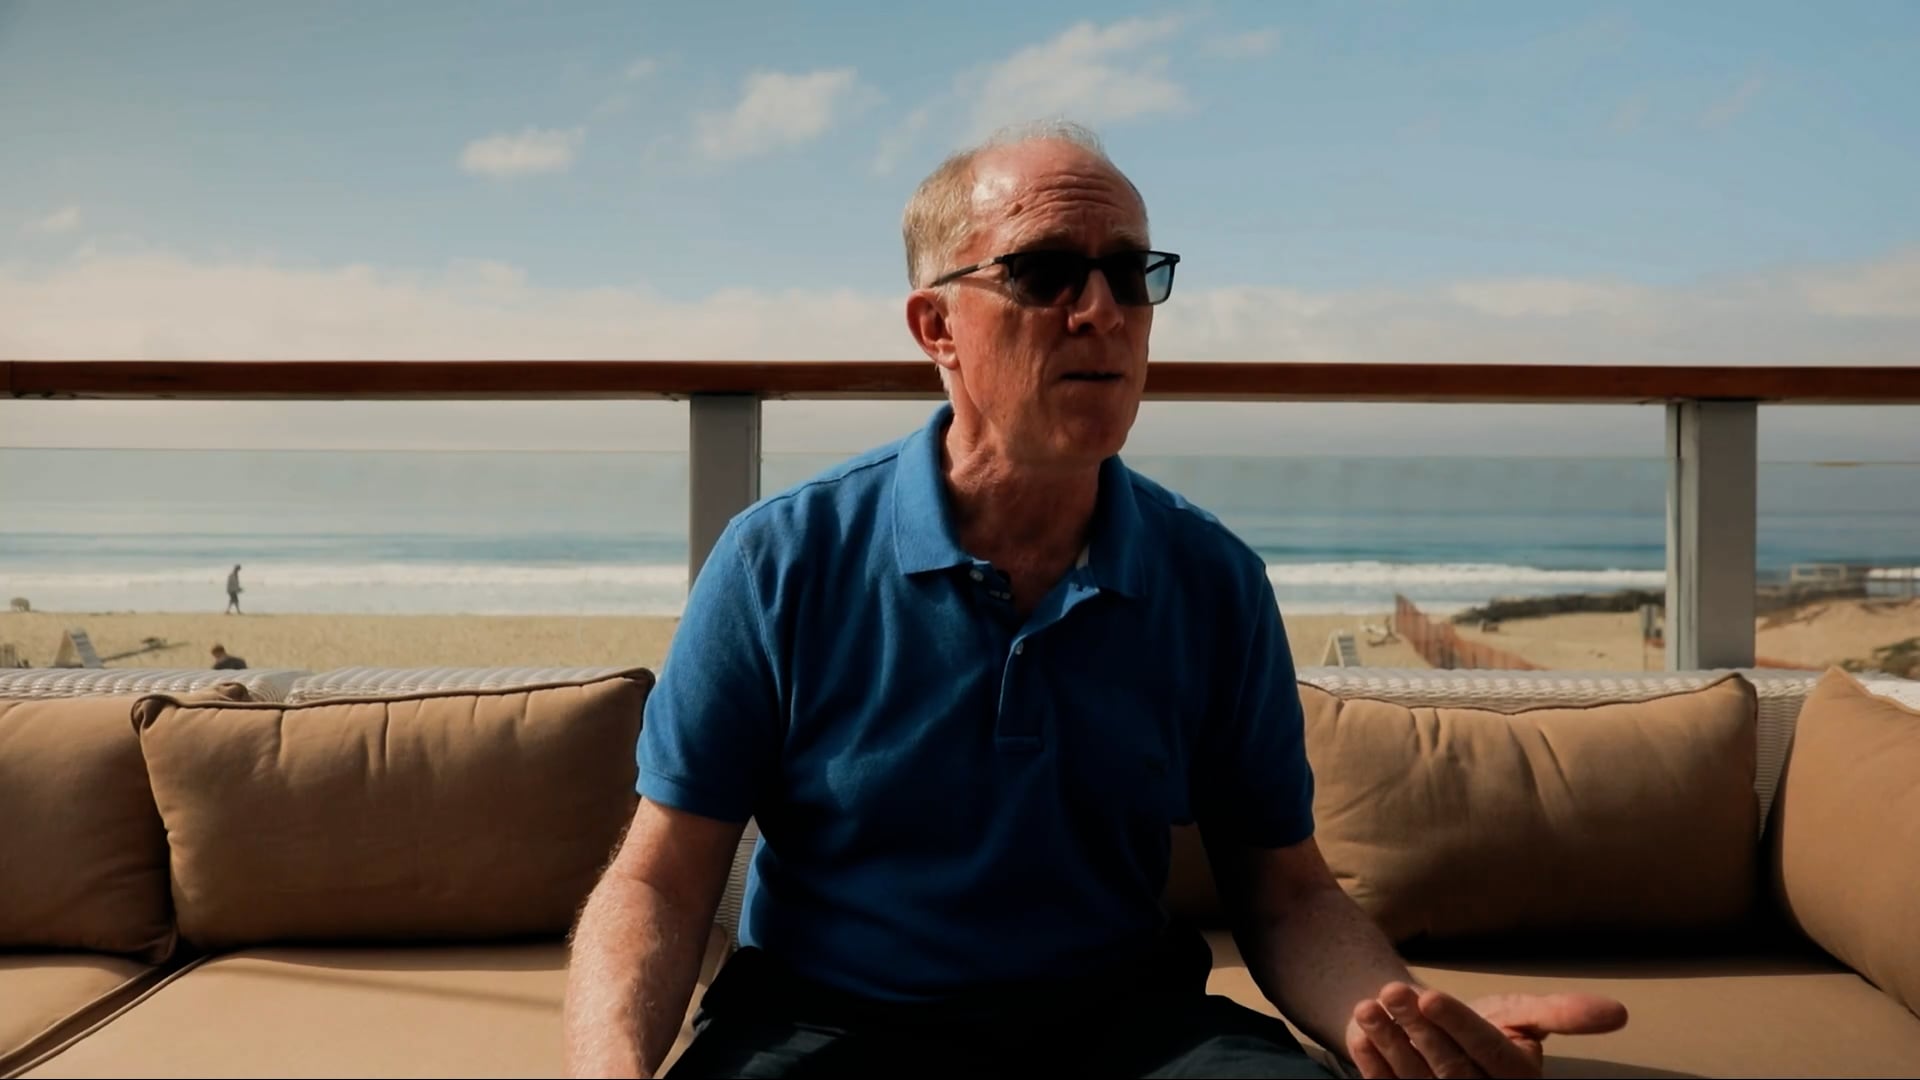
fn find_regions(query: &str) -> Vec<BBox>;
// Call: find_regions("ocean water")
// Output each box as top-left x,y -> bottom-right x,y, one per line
2,448 -> 1918,617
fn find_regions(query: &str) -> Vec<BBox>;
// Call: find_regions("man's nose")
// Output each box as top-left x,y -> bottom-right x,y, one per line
1066,267 -> 1125,335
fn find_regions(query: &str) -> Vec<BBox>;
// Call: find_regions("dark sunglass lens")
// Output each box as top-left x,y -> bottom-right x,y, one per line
1006,252 -> 1083,306
1102,253 -> 1153,306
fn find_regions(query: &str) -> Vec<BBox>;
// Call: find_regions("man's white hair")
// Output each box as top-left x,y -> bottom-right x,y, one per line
900,119 -> 1131,291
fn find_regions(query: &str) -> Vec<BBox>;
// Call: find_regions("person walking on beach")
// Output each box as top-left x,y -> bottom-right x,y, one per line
224,564 -> 243,615
565,121 -> 1629,1079
209,644 -> 247,670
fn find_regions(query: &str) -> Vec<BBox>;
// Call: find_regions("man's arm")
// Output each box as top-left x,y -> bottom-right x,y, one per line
1202,569 -> 1626,1077
1203,830 -> 1416,1058
569,515 -> 780,1075
564,799 -> 744,1079
1200,569 -> 1404,1057
1205,822 -> 1631,1079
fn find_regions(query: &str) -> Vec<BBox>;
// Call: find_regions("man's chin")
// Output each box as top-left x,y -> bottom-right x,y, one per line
1054,421 -> 1133,463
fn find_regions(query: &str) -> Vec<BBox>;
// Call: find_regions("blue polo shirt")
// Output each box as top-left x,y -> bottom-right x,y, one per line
637,404 -> 1315,1002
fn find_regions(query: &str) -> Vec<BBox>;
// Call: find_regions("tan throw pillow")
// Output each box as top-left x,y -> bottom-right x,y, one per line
1770,667 -> 1920,1016
1300,673 -> 1760,945
0,686 -> 248,961
134,670 -> 652,951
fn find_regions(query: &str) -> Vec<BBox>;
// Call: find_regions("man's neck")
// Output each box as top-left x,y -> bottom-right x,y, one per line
941,425 -> 1100,579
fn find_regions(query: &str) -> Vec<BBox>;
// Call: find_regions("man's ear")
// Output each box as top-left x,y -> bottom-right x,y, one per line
906,290 -> 961,381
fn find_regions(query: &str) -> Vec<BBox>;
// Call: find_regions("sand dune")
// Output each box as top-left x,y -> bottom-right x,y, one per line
1450,597 -> 1920,674
1754,597 -> 1920,671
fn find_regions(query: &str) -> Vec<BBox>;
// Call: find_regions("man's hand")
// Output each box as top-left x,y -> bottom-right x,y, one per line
1344,982 -> 1629,1079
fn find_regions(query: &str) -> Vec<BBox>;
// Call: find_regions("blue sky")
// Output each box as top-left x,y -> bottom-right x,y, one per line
2,0 -> 1917,455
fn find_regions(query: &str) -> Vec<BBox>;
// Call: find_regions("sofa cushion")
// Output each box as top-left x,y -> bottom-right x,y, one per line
0,955 -> 163,1077
1294,666 -> 1818,831
1205,929 -> 1920,1078
1298,673 -> 1760,944
1769,667 -> 1920,1017
0,692 -> 239,961
133,669 -> 653,951
17,930 -> 730,1079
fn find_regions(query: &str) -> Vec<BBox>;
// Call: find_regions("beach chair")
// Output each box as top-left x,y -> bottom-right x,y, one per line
52,629 -> 105,669
1321,629 -> 1363,668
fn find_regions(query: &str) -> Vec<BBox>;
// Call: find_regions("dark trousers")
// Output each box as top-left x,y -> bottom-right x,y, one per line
666,928 -> 1335,1079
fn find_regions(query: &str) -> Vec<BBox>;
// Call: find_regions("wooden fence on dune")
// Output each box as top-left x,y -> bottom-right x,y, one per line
1397,594 -> 1824,673
1393,595 -> 1541,671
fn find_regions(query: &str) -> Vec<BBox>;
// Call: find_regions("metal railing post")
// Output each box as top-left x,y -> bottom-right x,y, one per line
1665,400 -> 1758,670
688,394 -> 762,589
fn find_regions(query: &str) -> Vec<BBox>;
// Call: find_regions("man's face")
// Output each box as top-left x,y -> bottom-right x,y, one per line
931,141 -> 1155,469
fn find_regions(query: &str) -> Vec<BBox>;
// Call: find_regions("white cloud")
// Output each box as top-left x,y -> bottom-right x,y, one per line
1446,278 -> 1648,319
589,58 -> 663,118
457,126 -> 585,176
871,105 -> 933,176
23,206 -> 82,234
4,245 -> 1913,368
1206,28 -> 1278,58
1149,258 -> 1916,368
0,250 -> 904,364
1702,76 -> 1764,130
4,246 -> 1913,455
965,16 -> 1189,139
1610,96 -> 1648,135
1796,249 -> 1920,318
695,68 -> 861,161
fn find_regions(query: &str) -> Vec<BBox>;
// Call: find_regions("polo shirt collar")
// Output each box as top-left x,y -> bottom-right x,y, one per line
892,404 -> 973,575
1086,453 -> 1147,598
891,402 -> 1149,598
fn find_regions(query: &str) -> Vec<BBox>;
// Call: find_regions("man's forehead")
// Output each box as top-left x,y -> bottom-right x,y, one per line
967,144 -> 1136,206
965,144 -> 1147,246
968,169 -> 1021,213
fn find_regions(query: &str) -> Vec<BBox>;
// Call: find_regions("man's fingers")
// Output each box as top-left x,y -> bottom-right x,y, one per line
1346,1006 -> 1397,1080
1382,984 -> 1482,1079
1453,991 -> 1631,1038
1518,993 -> 1630,1035
1417,991 -> 1533,1075
1352,997 -> 1434,1079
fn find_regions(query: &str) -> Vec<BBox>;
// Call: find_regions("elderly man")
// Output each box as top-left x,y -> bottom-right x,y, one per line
564,122 -> 1627,1079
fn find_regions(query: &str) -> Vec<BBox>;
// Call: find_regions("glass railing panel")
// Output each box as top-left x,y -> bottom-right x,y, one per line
1757,405 -> 1920,677
0,400 -> 691,673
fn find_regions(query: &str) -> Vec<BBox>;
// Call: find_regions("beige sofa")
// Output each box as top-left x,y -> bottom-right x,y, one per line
3,663 -> 1917,1078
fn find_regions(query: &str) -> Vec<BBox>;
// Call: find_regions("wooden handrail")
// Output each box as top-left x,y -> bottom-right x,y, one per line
5,360 -> 1920,404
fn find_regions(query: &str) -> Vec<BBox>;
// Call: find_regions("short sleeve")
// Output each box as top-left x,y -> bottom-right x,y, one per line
1196,571 -> 1316,848
636,519 -> 782,823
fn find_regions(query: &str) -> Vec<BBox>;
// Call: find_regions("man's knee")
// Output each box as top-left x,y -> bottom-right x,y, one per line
1132,998 -> 1337,1079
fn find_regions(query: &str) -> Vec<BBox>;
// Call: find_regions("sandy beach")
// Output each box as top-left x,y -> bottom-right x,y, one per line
6,598 -> 1912,679
0,610 -> 1417,675
0,611 -> 686,674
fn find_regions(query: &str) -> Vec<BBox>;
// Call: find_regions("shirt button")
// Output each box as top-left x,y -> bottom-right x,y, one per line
969,569 -> 985,582
1013,641 -> 1025,655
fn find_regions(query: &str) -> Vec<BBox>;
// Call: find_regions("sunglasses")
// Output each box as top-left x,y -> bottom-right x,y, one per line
928,249 -> 1181,308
